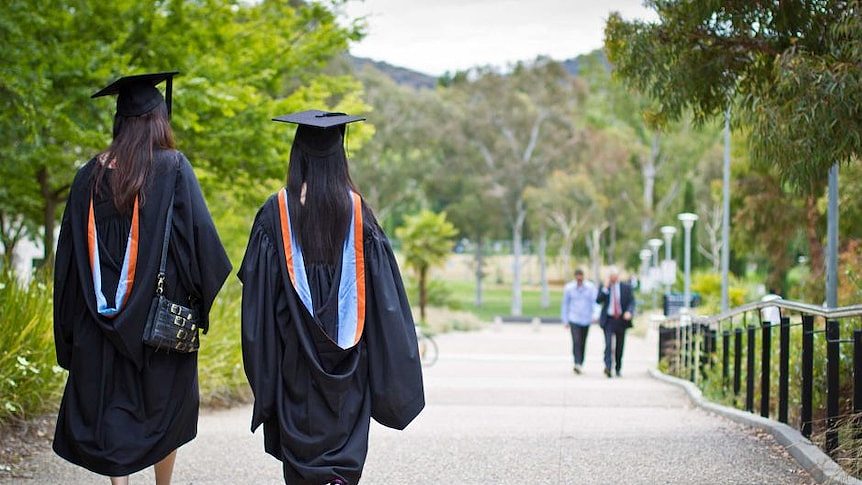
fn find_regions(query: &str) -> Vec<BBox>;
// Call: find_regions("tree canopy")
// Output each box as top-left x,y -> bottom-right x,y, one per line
604,0 -> 862,188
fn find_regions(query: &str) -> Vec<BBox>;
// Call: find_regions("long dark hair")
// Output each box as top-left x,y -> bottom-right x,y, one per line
93,102 -> 175,213
287,126 -> 359,265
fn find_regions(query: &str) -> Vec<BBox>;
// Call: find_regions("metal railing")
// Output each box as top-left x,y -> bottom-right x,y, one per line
658,299 -> 862,456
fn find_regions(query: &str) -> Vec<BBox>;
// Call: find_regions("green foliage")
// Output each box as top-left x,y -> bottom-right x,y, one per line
197,278 -> 248,407
605,1 -> 862,189
690,271 -> 747,315
405,279 -> 458,311
1,0 -> 368,263
0,271 -> 66,422
395,210 -> 458,321
396,210 -> 458,275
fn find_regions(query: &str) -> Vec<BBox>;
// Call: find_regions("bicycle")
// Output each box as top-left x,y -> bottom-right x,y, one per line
415,326 -> 439,367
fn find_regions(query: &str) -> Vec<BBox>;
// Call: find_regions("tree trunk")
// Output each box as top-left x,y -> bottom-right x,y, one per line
510,200 -> 526,316
641,133 -> 659,236
588,227 -> 603,285
474,236 -> 484,308
419,266 -> 428,323
0,213 -> 24,270
538,230 -> 549,309
609,219 -> 617,265
37,167 -> 58,268
560,232 -> 574,281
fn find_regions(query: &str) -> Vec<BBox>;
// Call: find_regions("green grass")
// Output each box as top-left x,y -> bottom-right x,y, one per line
0,271 -> 66,422
443,279 -> 564,322
197,278 -> 249,407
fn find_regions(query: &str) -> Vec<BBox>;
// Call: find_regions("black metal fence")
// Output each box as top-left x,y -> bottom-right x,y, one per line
658,300 -> 862,456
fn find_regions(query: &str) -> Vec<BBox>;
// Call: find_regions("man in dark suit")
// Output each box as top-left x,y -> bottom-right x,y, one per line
596,267 -> 635,377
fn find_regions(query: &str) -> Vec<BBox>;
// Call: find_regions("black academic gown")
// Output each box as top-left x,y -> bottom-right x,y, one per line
52,149 -> 231,476
239,194 -> 425,485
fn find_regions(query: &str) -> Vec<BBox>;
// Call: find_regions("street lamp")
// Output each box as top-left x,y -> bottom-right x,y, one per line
660,226 -> 677,261
639,249 -> 653,292
660,225 -> 678,290
648,238 -> 663,269
678,213 -> 699,309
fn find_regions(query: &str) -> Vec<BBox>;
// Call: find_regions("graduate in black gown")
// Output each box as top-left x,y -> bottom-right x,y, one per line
53,72 -> 231,484
239,110 -> 425,485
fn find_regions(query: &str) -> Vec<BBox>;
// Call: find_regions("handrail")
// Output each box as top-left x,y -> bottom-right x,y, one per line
657,295 -> 862,464
661,299 -> 862,325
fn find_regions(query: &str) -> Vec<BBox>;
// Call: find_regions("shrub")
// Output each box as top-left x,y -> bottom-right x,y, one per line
0,271 -> 66,423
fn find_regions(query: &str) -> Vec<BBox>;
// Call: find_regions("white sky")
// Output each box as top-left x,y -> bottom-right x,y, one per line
342,0 -> 659,76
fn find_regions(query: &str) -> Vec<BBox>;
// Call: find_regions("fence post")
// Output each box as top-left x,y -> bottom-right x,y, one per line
825,320 -> 840,455
801,315 -> 814,438
692,323 -> 699,383
778,317 -> 790,424
676,318 -> 681,377
746,323 -> 756,413
855,330 -> 862,415
734,328 -> 742,397
722,330 -> 730,389
761,319 -> 771,418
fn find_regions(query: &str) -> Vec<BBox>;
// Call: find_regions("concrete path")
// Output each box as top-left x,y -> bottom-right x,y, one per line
6,324 -> 812,484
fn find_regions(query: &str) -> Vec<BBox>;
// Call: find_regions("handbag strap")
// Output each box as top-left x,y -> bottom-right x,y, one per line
155,192 -> 175,296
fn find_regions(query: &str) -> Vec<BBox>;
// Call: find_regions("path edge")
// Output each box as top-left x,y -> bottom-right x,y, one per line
648,368 -> 861,485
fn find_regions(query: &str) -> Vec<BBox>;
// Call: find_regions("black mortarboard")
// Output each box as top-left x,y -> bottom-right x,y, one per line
273,110 -> 365,155
272,110 -> 365,129
92,71 -> 179,117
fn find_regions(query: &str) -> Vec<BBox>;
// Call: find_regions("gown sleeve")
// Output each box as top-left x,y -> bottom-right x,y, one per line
172,154 -> 232,332
364,227 -> 425,430
238,214 -> 287,432
53,198 -> 79,369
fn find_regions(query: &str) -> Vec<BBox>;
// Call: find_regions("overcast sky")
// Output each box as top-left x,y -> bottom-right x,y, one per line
342,0 -> 659,76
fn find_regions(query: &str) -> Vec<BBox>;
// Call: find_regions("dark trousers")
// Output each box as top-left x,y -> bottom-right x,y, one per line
569,324 -> 590,365
603,320 -> 627,372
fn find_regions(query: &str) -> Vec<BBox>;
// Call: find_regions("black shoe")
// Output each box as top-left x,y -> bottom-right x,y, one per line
573,365 -> 582,375
604,368 -> 612,378
615,370 -> 621,378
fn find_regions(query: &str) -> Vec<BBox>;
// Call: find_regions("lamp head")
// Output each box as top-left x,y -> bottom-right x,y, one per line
678,212 -> 699,229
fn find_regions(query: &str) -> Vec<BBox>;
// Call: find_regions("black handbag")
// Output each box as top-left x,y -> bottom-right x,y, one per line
143,193 -> 201,353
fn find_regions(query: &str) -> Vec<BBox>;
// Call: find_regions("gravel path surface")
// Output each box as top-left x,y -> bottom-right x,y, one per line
4,324 -> 812,484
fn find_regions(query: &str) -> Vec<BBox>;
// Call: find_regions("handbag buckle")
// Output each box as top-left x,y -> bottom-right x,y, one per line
175,341 -> 187,351
170,304 -> 181,315
176,328 -> 187,340
173,315 -> 185,327
156,273 -> 166,295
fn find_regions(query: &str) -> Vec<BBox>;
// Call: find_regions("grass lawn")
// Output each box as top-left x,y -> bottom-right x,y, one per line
444,279 -> 564,322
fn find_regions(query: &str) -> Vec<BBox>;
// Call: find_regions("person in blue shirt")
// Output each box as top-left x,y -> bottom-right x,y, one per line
560,268 -> 598,374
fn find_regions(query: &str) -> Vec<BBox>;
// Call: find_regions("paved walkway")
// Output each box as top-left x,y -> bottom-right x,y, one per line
7,324 -> 811,484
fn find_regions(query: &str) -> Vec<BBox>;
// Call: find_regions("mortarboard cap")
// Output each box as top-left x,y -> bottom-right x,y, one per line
92,71 -> 179,117
273,110 -> 365,155
272,110 -> 365,129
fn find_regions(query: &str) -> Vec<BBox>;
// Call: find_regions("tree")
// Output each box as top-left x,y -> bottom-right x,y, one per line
525,170 -> 595,282
395,210 -> 458,323
349,63 -> 443,229
605,1 -> 862,187
1,0 -> 366,266
447,59 -> 583,315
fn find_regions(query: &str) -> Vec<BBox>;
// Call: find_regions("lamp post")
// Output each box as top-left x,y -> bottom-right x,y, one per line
678,213 -> 699,309
639,249 -> 653,293
648,239 -> 663,308
660,226 -> 676,262
660,226 -> 677,292
648,238 -> 663,269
